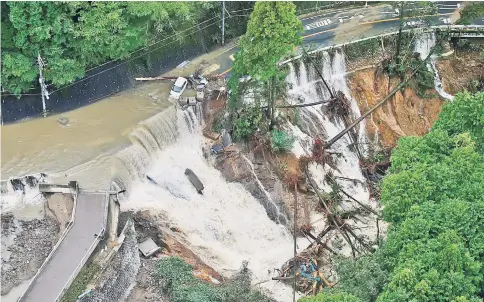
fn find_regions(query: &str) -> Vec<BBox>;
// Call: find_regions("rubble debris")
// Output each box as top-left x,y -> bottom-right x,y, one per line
211,144 -> 224,155
178,97 -> 198,107
138,238 -> 161,258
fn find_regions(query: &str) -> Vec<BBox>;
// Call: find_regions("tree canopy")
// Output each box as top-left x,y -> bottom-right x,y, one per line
228,1 -> 302,138
302,92 -> 484,302
1,1 -> 254,95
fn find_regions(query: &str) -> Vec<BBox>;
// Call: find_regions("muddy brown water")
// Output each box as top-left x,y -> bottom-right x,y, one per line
1,82 -> 176,188
0,43 -> 234,188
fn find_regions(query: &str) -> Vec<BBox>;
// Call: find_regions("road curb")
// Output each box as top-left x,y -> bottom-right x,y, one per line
18,182 -> 79,302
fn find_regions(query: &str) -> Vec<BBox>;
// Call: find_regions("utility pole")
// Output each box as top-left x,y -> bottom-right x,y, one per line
221,0 -> 225,45
37,52 -> 49,117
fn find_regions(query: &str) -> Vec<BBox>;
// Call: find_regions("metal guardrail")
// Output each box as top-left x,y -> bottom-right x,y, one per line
280,25 -> 484,65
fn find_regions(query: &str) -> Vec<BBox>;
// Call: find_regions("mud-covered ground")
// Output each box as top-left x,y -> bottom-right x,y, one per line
1,213 -> 58,295
436,51 -> 484,95
1,193 -> 73,298
349,68 -> 444,148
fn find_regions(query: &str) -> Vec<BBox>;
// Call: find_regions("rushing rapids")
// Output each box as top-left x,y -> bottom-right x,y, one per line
414,32 -> 455,101
2,49 -> 384,301
285,49 -> 380,257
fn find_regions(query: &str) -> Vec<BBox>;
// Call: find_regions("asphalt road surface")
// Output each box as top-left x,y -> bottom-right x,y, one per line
217,1 -> 470,76
20,193 -> 107,302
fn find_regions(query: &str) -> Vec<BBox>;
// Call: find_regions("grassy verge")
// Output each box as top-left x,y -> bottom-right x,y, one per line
60,263 -> 100,302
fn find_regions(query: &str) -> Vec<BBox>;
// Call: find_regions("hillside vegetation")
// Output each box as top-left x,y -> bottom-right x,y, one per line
301,92 -> 484,301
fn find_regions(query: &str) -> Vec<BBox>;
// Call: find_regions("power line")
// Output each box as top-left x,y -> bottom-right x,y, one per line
81,7 -> 253,74
2,9 -> 254,97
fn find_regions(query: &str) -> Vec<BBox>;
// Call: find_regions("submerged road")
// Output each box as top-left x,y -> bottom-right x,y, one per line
20,193 -> 108,302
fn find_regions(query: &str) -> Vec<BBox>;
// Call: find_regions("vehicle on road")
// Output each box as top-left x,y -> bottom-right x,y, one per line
404,20 -> 429,28
170,77 -> 188,99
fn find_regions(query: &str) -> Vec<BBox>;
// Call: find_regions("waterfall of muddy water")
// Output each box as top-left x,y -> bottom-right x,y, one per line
0,174 -> 49,220
414,32 -> 454,101
285,50 -> 380,256
117,104 -> 310,301
0,81 -> 175,183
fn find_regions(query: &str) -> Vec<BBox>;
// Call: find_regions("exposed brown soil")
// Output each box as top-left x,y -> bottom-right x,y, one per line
436,52 -> 484,95
124,210 -> 223,302
348,69 -> 444,148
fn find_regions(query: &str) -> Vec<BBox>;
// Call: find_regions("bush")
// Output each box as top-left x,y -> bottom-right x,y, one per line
60,263 -> 100,302
270,129 -> 295,152
233,106 -> 265,140
157,257 -> 274,302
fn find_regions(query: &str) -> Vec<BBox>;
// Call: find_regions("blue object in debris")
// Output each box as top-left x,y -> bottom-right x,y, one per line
211,144 -> 224,154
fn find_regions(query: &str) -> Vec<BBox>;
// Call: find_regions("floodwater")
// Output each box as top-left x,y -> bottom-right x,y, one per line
0,42 -> 234,188
1,82 -> 172,181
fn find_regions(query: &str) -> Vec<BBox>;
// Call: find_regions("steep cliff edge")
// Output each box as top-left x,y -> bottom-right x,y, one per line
348,69 -> 444,148
435,52 -> 484,95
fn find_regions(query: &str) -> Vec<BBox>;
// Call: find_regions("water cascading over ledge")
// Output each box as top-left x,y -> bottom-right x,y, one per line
285,49 -> 382,256
414,32 -> 454,101
113,104 -> 299,301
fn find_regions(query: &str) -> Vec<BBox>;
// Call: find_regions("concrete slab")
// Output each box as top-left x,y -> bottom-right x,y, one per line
138,238 -> 160,258
20,193 -> 108,302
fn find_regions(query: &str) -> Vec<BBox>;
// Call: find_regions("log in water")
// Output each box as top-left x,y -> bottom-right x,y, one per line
185,168 -> 204,194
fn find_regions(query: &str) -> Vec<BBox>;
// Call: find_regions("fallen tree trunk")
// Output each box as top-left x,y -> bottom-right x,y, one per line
275,98 -> 336,109
302,230 -> 337,255
135,76 -> 179,81
302,47 -> 335,99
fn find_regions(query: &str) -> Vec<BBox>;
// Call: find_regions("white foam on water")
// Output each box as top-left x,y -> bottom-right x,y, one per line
285,50 -> 378,256
0,174 -> 49,219
120,106 -> 301,301
414,32 -> 454,101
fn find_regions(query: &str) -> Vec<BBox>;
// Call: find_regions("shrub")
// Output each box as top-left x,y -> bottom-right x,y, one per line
270,129 -> 295,152
233,106 -> 265,140
157,257 -> 274,302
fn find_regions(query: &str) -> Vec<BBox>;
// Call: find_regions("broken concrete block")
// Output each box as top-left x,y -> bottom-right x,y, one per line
138,238 -> 161,258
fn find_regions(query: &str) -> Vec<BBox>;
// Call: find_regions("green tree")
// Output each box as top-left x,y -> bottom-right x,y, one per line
311,92 -> 484,302
299,291 -> 362,302
1,2 -> 236,95
230,1 -> 303,128
457,2 -> 484,25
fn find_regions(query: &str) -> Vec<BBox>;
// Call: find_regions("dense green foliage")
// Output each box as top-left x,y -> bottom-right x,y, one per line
300,291 -> 362,302
233,105 -> 266,140
157,257 -> 273,302
229,1 -> 302,138
457,2 -> 484,25
432,92 -> 484,151
270,130 -> 296,152
301,92 -> 484,302
1,1 -> 253,94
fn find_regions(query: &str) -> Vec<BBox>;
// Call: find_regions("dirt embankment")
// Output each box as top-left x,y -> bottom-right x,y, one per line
119,210 -> 222,302
348,69 -> 444,148
436,52 -> 484,95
